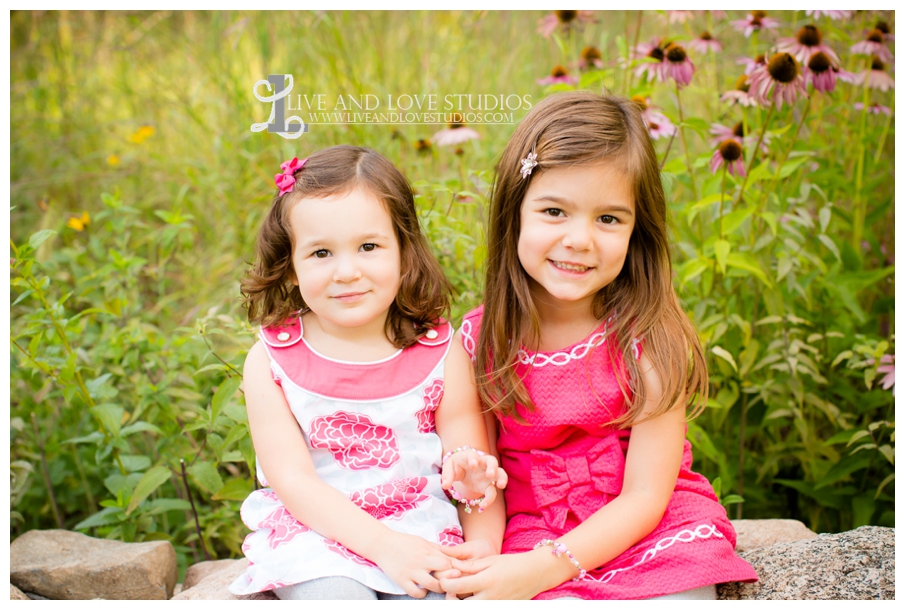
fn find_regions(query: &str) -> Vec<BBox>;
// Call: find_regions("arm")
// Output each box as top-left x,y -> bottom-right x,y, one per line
243,341 -> 451,596
433,332 -> 507,556
440,352 -> 687,599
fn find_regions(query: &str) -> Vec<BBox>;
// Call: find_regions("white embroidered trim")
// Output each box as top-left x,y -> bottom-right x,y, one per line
462,319 -> 477,362
583,523 -> 724,584
518,330 -> 608,367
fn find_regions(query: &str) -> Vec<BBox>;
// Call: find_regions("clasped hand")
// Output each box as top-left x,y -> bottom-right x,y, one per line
440,449 -> 508,512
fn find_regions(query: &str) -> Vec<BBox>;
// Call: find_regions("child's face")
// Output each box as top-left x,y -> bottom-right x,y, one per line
517,160 -> 635,314
289,187 -> 402,335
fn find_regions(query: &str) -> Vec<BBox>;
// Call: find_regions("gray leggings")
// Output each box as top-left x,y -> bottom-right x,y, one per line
274,576 -> 447,600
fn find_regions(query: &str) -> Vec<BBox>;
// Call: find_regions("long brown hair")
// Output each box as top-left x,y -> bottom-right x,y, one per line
477,91 -> 707,427
241,145 -> 451,348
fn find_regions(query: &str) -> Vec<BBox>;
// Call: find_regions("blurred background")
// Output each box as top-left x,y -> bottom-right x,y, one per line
9,10 -> 895,576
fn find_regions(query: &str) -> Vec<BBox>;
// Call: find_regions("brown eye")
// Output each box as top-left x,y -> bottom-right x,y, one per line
360,243 -> 377,252
313,249 -> 330,258
598,215 -> 617,224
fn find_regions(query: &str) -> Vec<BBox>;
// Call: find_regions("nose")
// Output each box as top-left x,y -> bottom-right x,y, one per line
561,220 -> 592,252
332,254 -> 362,282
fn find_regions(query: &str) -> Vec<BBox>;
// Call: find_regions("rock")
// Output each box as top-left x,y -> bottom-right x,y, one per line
10,529 -> 177,600
182,559 -> 239,591
718,526 -> 894,600
731,519 -> 817,551
170,558 -> 276,600
11,584 -> 29,600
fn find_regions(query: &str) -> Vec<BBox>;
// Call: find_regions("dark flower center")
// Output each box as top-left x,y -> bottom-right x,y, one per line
581,45 -> 602,61
751,16 -> 763,27
666,44 -> 687,63
631,95 -> 648,110
556,10 -> 577,23
649,121 -> 660,131
415,139 -> 431,152
732,122 -> 746,138
767,53 -> 799,83
648,47 -> 665,61
700,31 -> 713,41
871,56 -> 886,71
752,10 -> 767,19
807,52 -> 831,73
867,29 -> 884,43
797,25 -> 821,47
734,75 -> 750,92
875,21 -> 890,35
719,140 -> 743,162
551,65 -> 569,77
755,54 -> 765,65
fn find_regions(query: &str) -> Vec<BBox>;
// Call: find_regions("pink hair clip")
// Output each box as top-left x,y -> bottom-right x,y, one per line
274,157 -> 308,195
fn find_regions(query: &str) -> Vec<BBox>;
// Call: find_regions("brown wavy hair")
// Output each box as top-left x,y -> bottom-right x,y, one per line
241,145 -> 451,348
476,91 -> 707,427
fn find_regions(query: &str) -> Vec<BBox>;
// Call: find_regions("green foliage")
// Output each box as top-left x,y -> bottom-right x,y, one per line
9,10 -> 895,568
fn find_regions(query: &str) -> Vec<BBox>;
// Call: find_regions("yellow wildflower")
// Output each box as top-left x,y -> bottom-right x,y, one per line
107,154 -> 120,166
129,125 -> 156,144
66,211 -> 91,232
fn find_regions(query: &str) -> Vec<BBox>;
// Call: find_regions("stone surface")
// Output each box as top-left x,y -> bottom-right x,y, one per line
10,529 -> 177,600
11,584 -> 29,600
170,558 -> 276,600
731,518 -> 817,551
718,526 -> 894,600
182,559 -> 238,591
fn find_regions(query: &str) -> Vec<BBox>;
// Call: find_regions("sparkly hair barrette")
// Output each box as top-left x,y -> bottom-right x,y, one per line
520,149 -> 538,179
274,157 -> 308,195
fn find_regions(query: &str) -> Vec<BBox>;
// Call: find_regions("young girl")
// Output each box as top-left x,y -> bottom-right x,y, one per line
228,145 -> 507,600
438,92 -> 758,600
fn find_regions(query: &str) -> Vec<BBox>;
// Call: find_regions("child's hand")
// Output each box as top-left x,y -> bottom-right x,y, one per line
439,551 -> 549,600
441,448 -> 509,513
371,531 -> 453,597
435,539 -> 496,599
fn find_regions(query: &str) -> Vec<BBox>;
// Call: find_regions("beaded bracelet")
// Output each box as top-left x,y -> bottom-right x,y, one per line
533,539 -> 587,582
442,446 -> 487,514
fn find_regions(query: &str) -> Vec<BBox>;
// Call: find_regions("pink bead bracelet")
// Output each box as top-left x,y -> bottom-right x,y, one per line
442,446 -> 487,514
534,539 -> 587,581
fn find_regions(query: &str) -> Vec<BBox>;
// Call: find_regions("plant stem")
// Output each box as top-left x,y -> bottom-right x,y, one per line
659,131 -> 677,170
873,107 -> 893,165
180,458 -> 211,561
719,165 -> 727,240
32,412 -> 64,529
675,82 -> 698,201
734,104 -> 776,208
760,96 -> 811,213
625,11 -> 643,95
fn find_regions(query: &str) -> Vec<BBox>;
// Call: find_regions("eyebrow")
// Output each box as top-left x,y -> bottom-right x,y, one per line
533,194 -> 635,217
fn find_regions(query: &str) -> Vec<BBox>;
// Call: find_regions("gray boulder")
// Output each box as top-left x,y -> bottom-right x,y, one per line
731,518 -> 817,551
10,529 -> 176,600
170,558 -> 276,600
718,526 -> 894,600
10,584 -> 29,600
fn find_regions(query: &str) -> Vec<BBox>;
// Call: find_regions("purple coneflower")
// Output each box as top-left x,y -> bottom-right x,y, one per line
873,20 -> 894,42
854,101 -> 892,115
720,75 -> 758,107
688,31 -> 722,54
731,11 -> 781,38
432,119 -> 480,147
537,65 -> 579,86
578,46 -> 604,70
804,51 -> 840,93
710,138 -> 745,177
748,53 -> 808,110
776,25 -> 840,66
665,10 -> 695,24
632,38 -> 668,82
710,121 -> 771,152
851,29 -> 895,63
633,96 -> 677,140
855,56 -> 895,92
805,10 -> 852,20
877,355 -> 895,395
664,44 -> 695,87
537,10 -> 596,38
738,53 -> 767,76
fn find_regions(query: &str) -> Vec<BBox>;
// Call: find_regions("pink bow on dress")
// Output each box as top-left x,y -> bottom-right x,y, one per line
274,157 -> 308,195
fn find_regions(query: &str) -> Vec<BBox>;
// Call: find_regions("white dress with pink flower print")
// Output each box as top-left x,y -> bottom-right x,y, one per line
228,316 -> 462,596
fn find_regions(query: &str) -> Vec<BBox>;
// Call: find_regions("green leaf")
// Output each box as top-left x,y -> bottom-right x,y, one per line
713,240 -> 730,275
143,498 -> 192,515
818,206 -> 832,233
90,403 -> 124,438
851,495 -> 875,528
720,494 -> 745,506
63,431 -> 105,445
711,346 -> 738,372
721,206 -> 755,236
211,377 -> 242,422
212,477 -> 253,501
814,453 -> 873,489
121,421 -> 163,437
726,252 -> 772,288
28,230 -> 57,249
74,506 -> 125,530
818,234 -> 841,262
687,422 -> 719,463
187,461 -> 224,495
120,454 -> 152,472
127,466 -> 174,515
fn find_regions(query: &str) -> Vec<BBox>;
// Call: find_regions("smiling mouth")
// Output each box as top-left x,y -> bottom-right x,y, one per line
551,260 -> 592,272
333,292 -> 367,302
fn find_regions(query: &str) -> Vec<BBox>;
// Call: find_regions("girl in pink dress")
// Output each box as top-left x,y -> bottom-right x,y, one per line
438,92 -> 758,600
229,146 -> 507,600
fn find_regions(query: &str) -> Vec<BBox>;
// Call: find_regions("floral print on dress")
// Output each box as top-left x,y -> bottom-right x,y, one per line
415,378 -> 444,433
260,579 -> 290,592
324,539 -> 378,567
308,410 -> 400,470
350,477 -> 430,520
437,526 -> 464,547
259,506 -> 310,549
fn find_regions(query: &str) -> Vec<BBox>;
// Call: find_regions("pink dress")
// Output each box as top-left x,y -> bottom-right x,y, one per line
229,316 -> 462,596
461,307 -> 757,600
